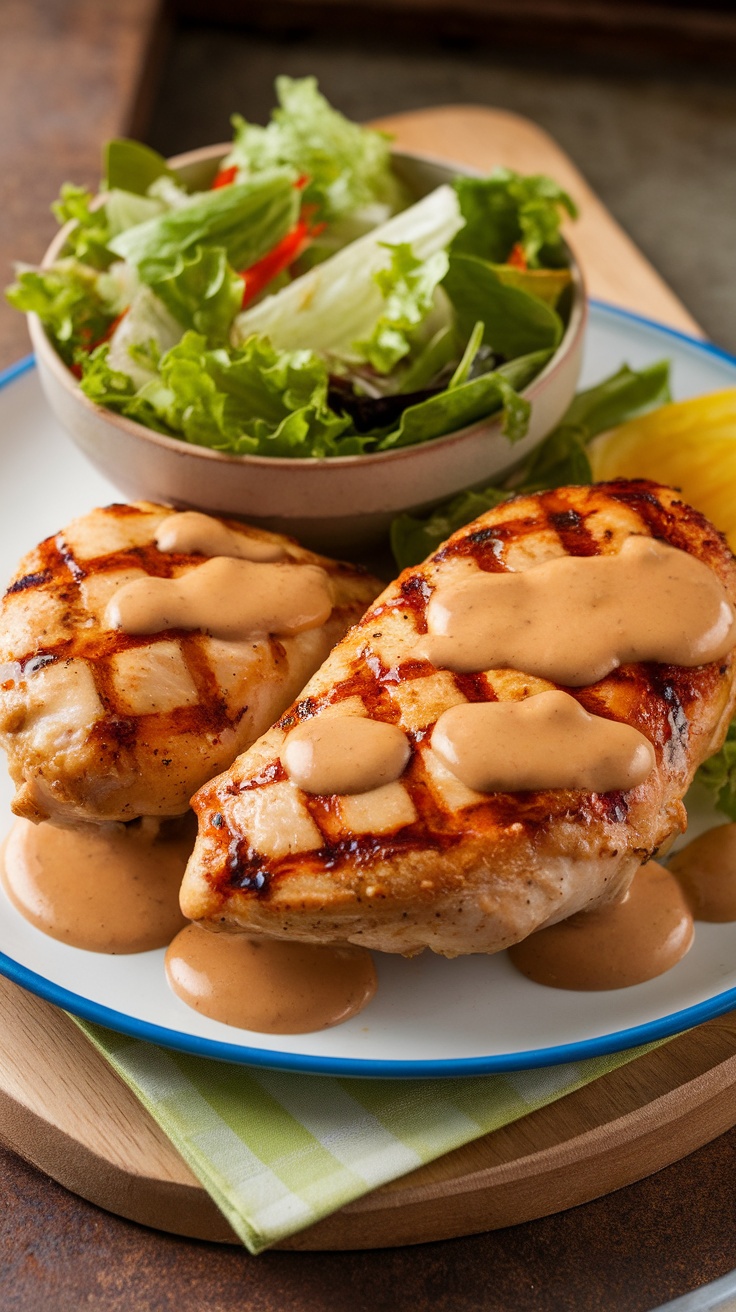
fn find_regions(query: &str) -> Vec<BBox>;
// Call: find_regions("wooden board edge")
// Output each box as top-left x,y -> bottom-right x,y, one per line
278,1053 -> 736,1249
0,1078 -> 240,1245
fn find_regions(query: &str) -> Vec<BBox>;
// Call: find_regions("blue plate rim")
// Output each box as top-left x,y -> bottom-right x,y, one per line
1,304 -> 736,1079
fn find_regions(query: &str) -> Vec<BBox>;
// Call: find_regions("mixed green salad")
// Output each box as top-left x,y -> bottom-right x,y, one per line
6,76 -> 578,460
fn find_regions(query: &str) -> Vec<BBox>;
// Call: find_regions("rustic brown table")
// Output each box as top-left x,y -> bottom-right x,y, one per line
2,5 -> 736,1309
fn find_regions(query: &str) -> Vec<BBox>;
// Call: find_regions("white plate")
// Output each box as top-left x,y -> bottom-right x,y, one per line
1,301 -> 736,1078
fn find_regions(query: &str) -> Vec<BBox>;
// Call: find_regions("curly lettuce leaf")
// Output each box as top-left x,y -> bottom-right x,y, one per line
51,184 -> 112,269
77,344 -> 174,433
142,246 -> 243,347
354,242 -> 449,374
5,259 -> 124,363
108,170 -> 299,277
443,252 -> 563,359
78,331 -> 363,456
105,189 -> 165,238
696,722 -> 736,821
225,75 -> 405,223
390,360 -> 672,568
451,170 -> 577,269
104,286 -> 184,387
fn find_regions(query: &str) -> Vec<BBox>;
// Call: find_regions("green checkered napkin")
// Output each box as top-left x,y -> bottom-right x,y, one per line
75,1019 -> 660,1253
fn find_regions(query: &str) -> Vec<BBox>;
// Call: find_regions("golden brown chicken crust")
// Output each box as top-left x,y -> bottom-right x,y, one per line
181,480 -> 736,957
0,503 -> 379,825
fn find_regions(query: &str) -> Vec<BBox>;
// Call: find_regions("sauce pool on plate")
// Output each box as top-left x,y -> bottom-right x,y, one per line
1,815 -> 192,953
508,862 -> 695,990
165,925 -> 377,1034
668,823 -> 736,921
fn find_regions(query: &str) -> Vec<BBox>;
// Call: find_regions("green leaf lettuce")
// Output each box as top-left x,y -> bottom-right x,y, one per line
354,242 -> 449,374
225,75 -> 406,223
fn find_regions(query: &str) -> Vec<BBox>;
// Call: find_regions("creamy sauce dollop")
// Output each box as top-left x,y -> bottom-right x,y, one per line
508,861 -> 694,990
1,815 -> 192,953
105,558 -> 332,640
281,716 -> 411,795
165,925 -> 377,1033
417,536 -> 736,684
155,511 -> 285,562
431,690 -> 655,794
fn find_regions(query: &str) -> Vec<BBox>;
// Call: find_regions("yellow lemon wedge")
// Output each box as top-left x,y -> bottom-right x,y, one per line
589,389 -> 736,551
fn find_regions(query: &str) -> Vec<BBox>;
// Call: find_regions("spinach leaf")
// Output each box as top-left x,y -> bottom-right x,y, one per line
443,253 -> 563,359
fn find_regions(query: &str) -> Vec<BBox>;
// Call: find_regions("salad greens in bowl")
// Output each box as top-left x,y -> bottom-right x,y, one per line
8,76 -> 586,552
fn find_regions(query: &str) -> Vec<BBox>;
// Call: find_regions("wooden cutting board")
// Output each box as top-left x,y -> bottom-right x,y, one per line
0,106 -> 730,1252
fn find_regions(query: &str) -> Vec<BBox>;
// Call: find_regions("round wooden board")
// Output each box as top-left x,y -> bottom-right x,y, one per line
0,106 -> 726,1252
2,973 -> 736,1250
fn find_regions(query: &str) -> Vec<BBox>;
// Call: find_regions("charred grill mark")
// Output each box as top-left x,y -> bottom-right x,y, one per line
383,657 -> 436,684
598,793 -> 629,824
55,536 -> 87,582
103,502 -> 146,517
453,672 -> 496,702
89,698 -> 237,754
21,651 -> 60,675
229,761 -> 287,795
179,634 -> 233,734
85,627 -> 186,661
281,697 -> 320,727
222,824 -> 459,899
302,792 -> 341,835
647,667 -> 690,767
388,574 -> 431,632
317,828 -> 444,871
18,640 -> 73,673
5,570 -> 53,596
435,522 -> 510,572
543,494 -> 600,557
226,843 -> 271,895
78,544 -> 197,579
323,650 -> 388,720
572,662 -> 677,765
69,534 -> 351,583
214,770 -> 641,901
18,534 -> 74,590
604,480 -> 719,557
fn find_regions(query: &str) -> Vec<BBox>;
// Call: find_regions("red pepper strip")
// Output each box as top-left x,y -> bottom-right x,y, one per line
507,242 -> 528,270
70,309 -> 130,378
211,164 -> 239,190
240,217 -> 325,307
92,309 -> 129,350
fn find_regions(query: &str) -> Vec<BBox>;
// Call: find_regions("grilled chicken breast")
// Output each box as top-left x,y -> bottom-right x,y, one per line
182,481 -> 736,957
0,503 -> 379,826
